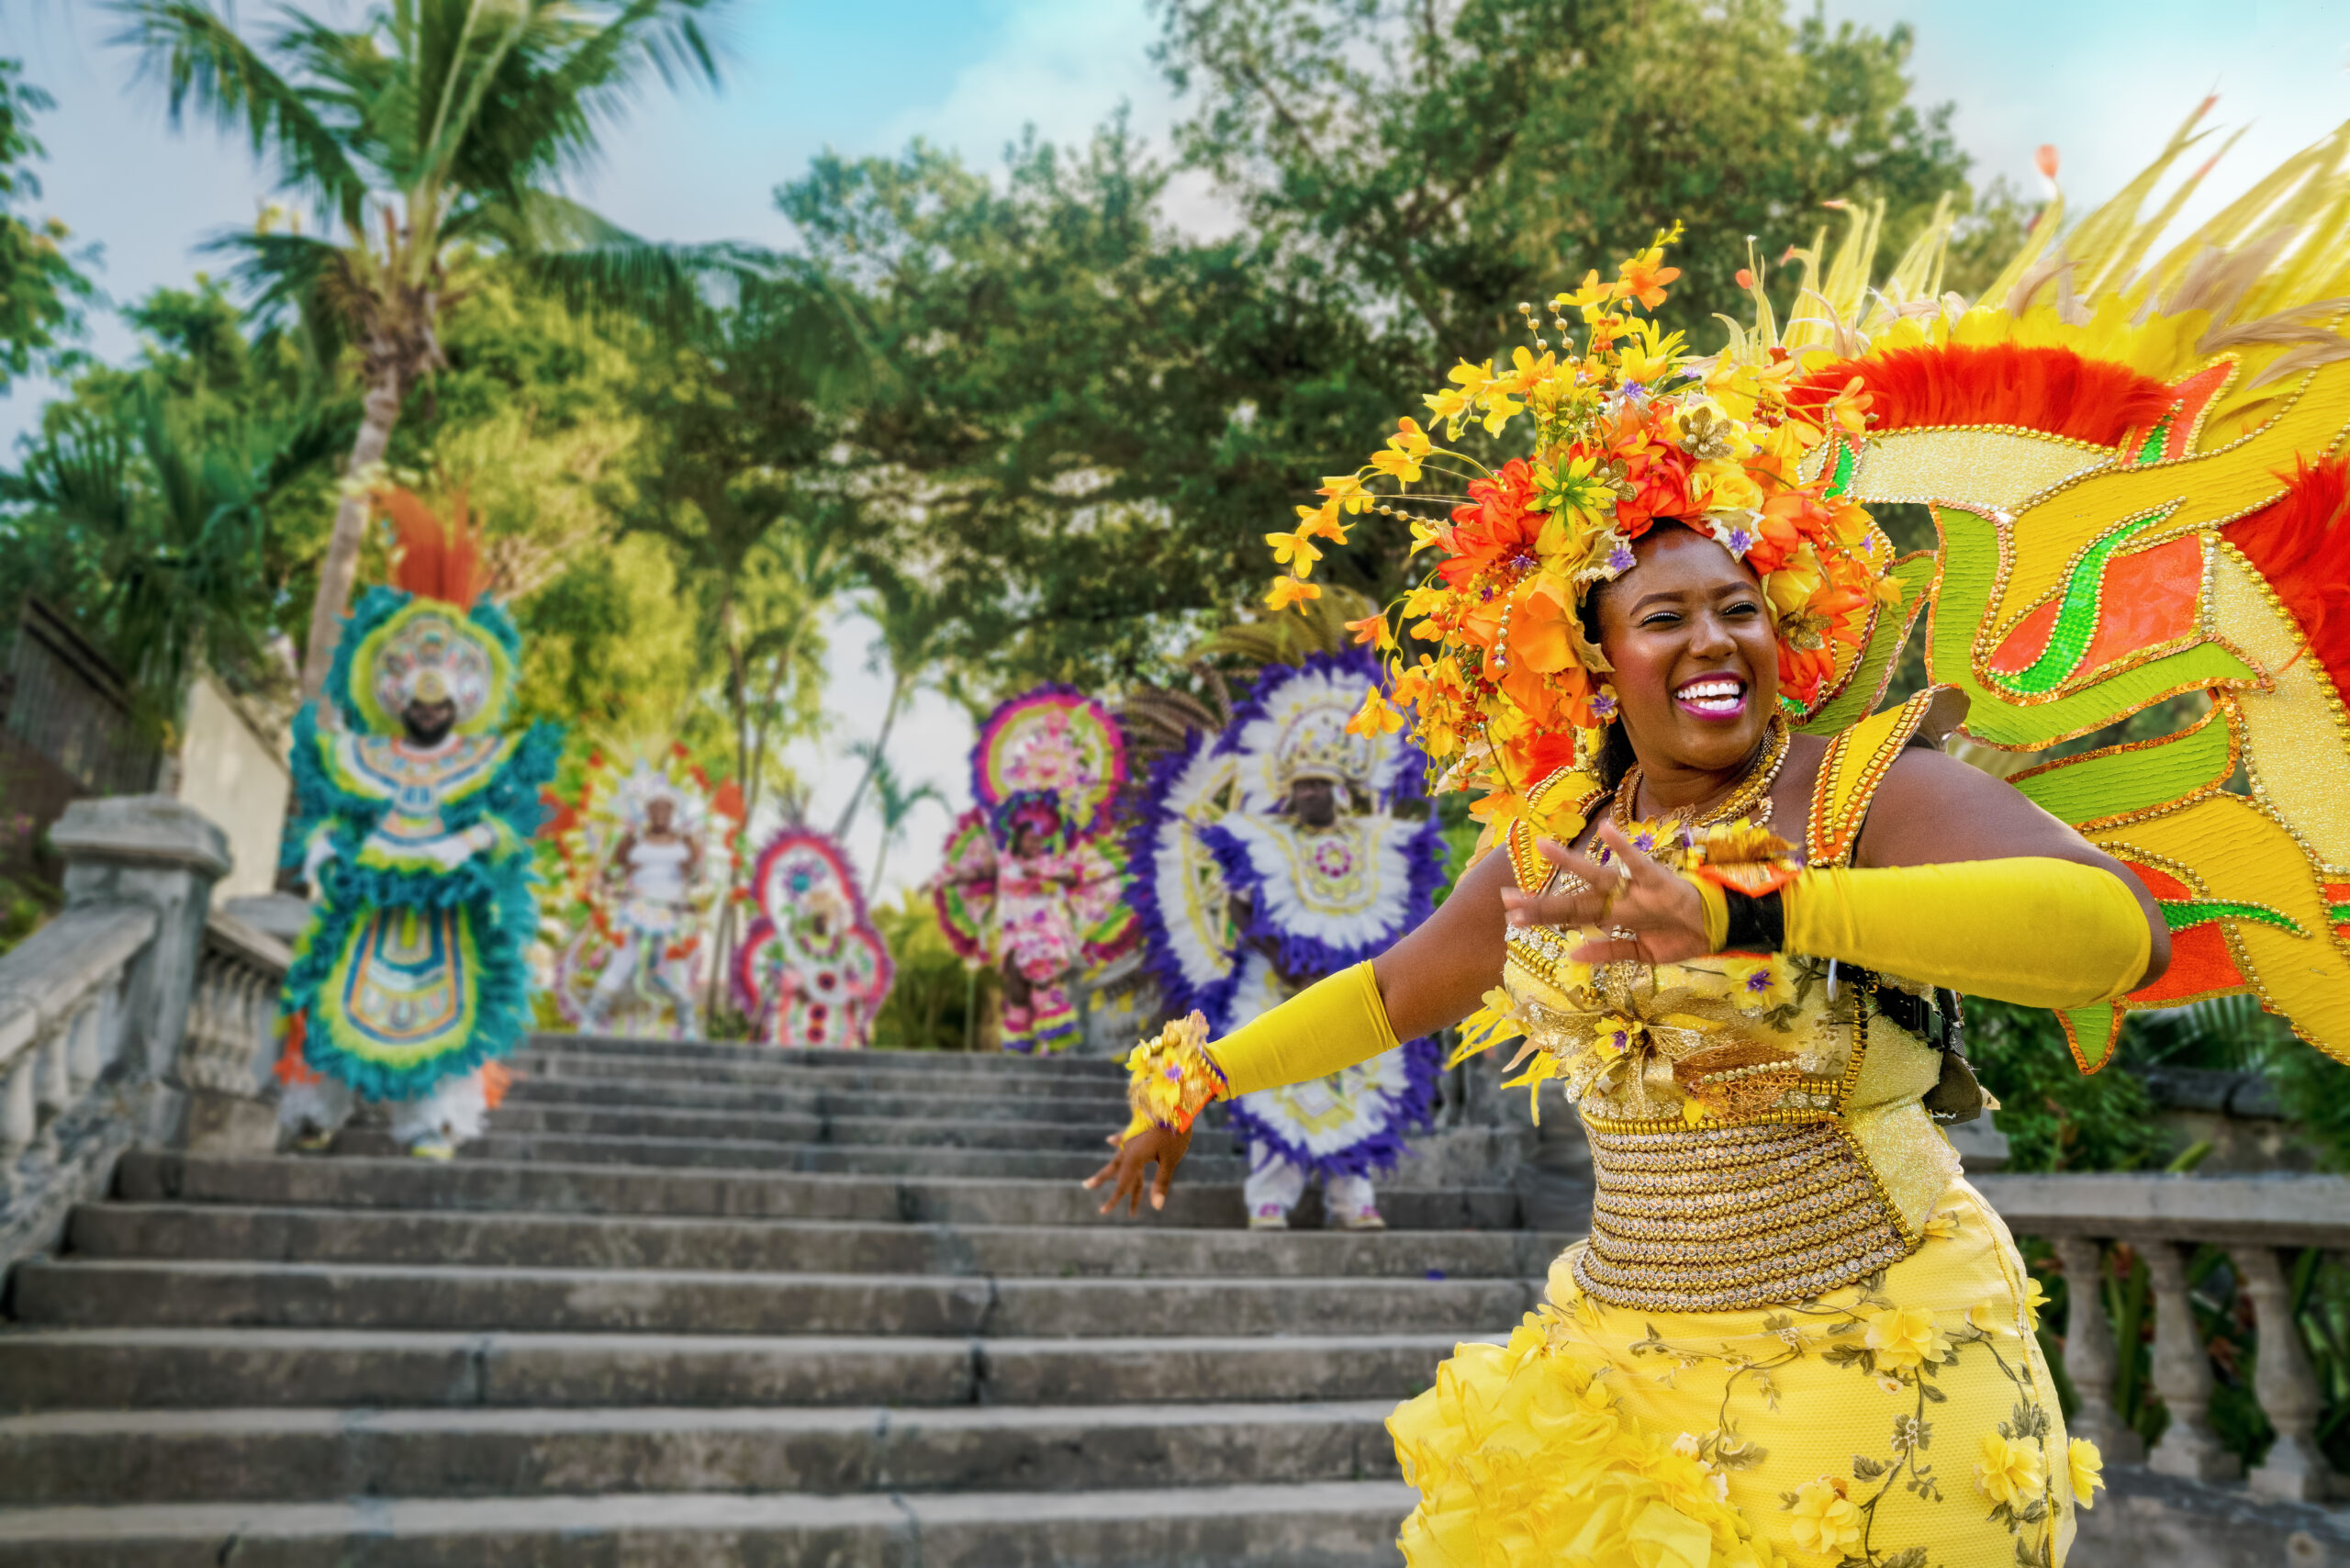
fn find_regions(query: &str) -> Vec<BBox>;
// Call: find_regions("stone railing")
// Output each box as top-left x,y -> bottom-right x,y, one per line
1977,1171 -> 2348,1517
0,796 -> 274,1267
176,906 -> 292,1150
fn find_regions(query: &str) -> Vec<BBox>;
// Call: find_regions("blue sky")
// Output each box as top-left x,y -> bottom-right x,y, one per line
3,0 -> 2345,890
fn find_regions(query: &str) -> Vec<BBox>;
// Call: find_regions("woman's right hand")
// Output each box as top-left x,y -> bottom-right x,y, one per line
1082,1121 -> 1195,1216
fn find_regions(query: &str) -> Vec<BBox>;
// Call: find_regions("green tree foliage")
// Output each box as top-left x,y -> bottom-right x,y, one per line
0,60 -> 93,390
0,281 -> 347,717
1154,0 -> 1978,369
785,121 -> 1406,691
110,0 -> 729,696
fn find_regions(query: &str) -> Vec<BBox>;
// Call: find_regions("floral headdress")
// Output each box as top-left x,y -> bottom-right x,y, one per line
1264,226 -> 1897,836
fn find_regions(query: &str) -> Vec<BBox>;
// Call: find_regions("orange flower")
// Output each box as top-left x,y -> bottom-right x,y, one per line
1437,458 -> 1542,588
1346,611 -> 1394,650
1618,255 -> 1683,311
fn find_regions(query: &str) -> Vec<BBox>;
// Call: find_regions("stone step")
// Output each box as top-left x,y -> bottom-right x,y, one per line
0,1481 -> 1413,1567
67,1204 -> 1575,1280
357,1129 -> 1250,1183
536,1037 -> 1126,1081
487,1103 -> 1132,1151
0,1400 -> 1403,1505
119,1152 -> 1524,1231
10,1259 -> 1543,1338
0,1328 -> 1476,1413
503,1076 -> 1137,1125
509,1053 -> 1132,1099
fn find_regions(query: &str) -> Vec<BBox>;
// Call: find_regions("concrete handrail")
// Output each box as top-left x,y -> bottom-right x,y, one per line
1976,1170 -> 2349,1507
0,903 -> 158,1146
0,796 -> 250,1269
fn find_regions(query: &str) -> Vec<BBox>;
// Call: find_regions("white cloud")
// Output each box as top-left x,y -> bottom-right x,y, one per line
880,0 -> 1172,165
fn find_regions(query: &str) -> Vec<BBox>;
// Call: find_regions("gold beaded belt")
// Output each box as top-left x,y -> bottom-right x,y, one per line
1573,1119 -> 1915,1312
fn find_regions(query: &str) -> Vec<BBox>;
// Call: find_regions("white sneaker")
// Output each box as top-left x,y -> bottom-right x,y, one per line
407,1137 -> 456,1161
1248,1205 -> 1291,1230
1333,1207 -> 1387,1231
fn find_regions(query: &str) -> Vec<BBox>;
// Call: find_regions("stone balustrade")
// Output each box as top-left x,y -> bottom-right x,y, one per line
0,796 -> 264,1267
1975,1171 -> 2350,1509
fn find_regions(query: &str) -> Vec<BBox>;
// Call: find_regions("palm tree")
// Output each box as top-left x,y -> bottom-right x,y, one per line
832,568 -> 949,841
847,739 -> 944,901
1,378 -> 347,716
110,0 -> 731,698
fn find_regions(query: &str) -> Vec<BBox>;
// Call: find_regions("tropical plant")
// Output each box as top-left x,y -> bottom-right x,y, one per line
0,58 -> 94,390
845,739 -> 944,900
109,0 -> 730,697
831,569 -> 950,841
0,374 -> 346,718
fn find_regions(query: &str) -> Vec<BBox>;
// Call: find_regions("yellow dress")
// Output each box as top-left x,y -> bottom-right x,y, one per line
1390,696 -> 2087,1568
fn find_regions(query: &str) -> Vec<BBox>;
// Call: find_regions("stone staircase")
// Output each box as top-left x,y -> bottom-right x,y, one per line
0,1036 -> 1570,1565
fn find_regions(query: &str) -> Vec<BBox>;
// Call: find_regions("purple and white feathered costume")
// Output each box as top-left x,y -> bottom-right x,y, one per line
1128,651 -> 1446,1224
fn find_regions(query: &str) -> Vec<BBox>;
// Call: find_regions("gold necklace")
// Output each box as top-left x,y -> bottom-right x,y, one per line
1611,712 -> 1790,843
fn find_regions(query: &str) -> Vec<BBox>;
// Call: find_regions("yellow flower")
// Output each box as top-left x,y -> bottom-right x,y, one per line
1369,445 -> 1423,483
1785,1475 -> 1863,1556
1558,268 -> 1622,319
1264,531 -> 1322,574
1318,473 -> 1374,513
1691,460 -> 1763,514
1591,1015 -> 1640,1058
1345,687 -> 1404,737
1292,501 -> 1351,543
1478,386 -> 1523,435
1264,577 -> 1322,612
1921,1207 -> 1961,1242
2068,1437 -> 2105,1507
1863,1306 -> 1950,1372
1966,1299 -> 2010,1337
1723,956 -> 1794,1011
2021,1276 -> 2051,1330
1975,1431 -> 2045,1506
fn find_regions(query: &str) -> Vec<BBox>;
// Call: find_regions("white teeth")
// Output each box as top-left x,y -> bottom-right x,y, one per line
1676,679 -> 1743,700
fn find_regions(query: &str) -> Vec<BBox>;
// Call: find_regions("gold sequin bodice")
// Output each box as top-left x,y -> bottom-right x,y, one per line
1494,689 -> 1966,1312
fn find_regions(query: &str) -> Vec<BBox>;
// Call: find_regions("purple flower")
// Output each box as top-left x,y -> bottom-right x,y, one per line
1590,691 -> 1618,719
1726,526 -> 1754,554
1606,543 -> 1636,575
1744,969 -> 1774,994
1630,828 -> 1657,854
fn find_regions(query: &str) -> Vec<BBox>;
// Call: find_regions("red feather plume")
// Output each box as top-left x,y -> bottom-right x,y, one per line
1790,342 -> 2174,451
2220,454 -> 2350,713
378,486 -> 489,608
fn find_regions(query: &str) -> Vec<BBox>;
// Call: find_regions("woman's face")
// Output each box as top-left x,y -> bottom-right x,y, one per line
1593,524 -> 1780,777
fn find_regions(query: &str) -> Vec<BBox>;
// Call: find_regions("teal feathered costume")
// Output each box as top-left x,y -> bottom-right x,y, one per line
279,492 -> 560,1107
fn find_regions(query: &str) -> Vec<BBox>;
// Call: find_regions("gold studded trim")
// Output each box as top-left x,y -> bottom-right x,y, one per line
1806,687 -> 1948,868
1572,1117 -> 1919,1311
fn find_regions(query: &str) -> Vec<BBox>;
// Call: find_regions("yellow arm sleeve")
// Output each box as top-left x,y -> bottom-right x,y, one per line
1779,857 -> 2152,1009
1204,961 -> 1401,1098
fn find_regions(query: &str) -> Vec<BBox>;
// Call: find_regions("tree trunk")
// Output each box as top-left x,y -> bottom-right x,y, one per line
833,670 -> 909,840
299,369 -> 405,701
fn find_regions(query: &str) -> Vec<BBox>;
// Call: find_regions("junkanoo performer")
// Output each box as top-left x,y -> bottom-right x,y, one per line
278,489 -> 560,1158
937,688 -> 1137,1053
1065,137 -> 2350,1554
1131,650 -> 1447,1229
734,826 -> 894,1047
581,786 -> 702,1034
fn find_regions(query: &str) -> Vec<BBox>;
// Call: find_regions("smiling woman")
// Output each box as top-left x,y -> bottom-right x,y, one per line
1082,220 -> 2195,1564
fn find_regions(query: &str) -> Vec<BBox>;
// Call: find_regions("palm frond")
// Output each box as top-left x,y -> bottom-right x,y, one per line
108,0 -> 371,231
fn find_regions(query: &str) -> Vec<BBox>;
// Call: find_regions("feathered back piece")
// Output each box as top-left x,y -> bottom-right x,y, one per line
1739,104 -> 2350,1074
378,486 -> 489,609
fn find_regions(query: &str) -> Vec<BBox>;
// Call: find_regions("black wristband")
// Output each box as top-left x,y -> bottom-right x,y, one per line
1721,888 -> 1785,952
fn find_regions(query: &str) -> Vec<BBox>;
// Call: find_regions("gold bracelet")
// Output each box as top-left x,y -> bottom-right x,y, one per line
1122,1012 -> 1228,1138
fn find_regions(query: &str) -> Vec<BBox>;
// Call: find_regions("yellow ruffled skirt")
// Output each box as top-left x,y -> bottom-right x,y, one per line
1390,1180 -> 2099,1567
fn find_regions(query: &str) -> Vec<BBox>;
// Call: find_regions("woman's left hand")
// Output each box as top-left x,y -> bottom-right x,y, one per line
1498,821 -> 1714,965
